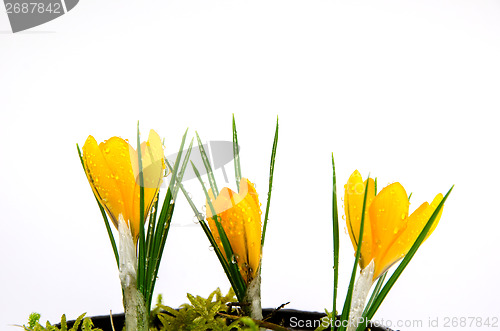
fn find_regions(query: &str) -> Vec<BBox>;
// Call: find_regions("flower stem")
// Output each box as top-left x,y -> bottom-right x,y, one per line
347,261 -> 374,331
244,272 -> 263,321
119,217 -> 148,331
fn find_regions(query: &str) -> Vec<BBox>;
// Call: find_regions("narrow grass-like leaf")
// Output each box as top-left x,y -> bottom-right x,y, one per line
232,114 -> 242,190
173,173 -> 242,302
172,138 -> 194,200
155,139 -> 192,259
77,144 -> 119,268
360,185 -> 454,327
150,129 -> 187,263
144,192 -> 159,284
261,116 -> 279,248
362,271 -> 386,317
339,176 -> 370,331
137,122 -> 146,295
331,154 -> 339,331
195,131 -> 218,198
145,131 -> 189,310
191,161 -> 247,301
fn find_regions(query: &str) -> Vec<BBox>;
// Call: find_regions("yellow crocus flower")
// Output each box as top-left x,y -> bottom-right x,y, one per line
206,178 -> 262,284
82,130 -> 165,244
345,170 -> 444,279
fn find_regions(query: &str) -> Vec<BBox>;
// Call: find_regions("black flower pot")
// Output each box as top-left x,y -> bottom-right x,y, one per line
60,309 -> 393,331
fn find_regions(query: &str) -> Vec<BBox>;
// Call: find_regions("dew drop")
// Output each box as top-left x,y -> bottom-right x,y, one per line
208,245 -> 215,251
192,215 -> 200,224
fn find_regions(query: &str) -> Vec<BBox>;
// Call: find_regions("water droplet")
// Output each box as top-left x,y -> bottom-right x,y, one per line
192,215 -> 200,224
401,212 -> 405,219
342,215 -> 345,220
393,228 -> 398,234
231,254 -> 239,264
209,245 -> 215,251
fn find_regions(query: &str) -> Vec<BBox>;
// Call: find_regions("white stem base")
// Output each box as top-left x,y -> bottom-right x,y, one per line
118,217 -> 148,331
245,273 -> 263,321
347,260 -> 375,331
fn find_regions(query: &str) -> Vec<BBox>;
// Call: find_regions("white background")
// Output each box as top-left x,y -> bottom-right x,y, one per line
1,1 -> 499,330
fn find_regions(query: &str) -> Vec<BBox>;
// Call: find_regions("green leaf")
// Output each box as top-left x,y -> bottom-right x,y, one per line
331,154 -> 339,330
144,129 -> 189,312
261,116 -> 279,249
169,164 -> 241,301
191,161 -> 247,301
233,114 -> 242,190
76,144 -> 119,268
362,271 -> 387,317
137,121 -> 146,295
195,131 -> 218,198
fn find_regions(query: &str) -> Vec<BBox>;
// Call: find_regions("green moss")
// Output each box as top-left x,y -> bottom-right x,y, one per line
23,312 -> 102,331
151,288 -> 251,331
23,288 -> 258,331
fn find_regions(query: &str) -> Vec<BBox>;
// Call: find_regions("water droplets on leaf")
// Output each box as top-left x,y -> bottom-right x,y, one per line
192,215 -> 201,224
231,254 -> 240,264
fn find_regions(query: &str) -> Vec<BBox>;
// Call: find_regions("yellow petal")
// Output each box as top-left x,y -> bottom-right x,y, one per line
82,130 -> 165,244
82,136 -> 128,229
238,178 -> 262,280
206,178 -> 262,283
368,182 -> 409,278
99,137 -> 137,231
344,170 -> 376,269
374,193 -> 443,278
131,130 -> 165,240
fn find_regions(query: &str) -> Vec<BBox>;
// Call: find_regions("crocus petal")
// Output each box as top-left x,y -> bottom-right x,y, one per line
374,193 -> 443,278
368,182 -> 409,279
238,178 -> 262,280
82,135 -> 127,229
206,178 -> 262,283
344,170 -> 376,269
99,137 -> 137,231
82,130 -> 165,244
131,130 -> 165,240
